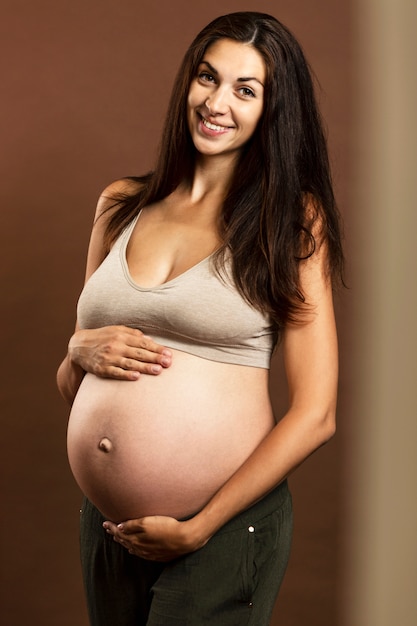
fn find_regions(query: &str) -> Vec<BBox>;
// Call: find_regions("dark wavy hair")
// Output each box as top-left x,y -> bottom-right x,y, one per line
103,11 -> 344,329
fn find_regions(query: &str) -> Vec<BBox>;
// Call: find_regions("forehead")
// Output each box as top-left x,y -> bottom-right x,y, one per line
201,39 -> 266,82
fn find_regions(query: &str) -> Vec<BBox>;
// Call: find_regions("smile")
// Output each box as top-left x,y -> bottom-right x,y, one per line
201,116 -> 232,132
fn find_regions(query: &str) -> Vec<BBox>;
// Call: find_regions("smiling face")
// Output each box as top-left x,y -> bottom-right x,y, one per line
187,38 -> 266,161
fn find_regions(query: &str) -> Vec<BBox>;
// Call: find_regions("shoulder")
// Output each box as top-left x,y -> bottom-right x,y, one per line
94,177 -> 144,222
84,178 -> 144,276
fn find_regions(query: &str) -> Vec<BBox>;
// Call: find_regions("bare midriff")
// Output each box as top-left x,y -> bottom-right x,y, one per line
67,349 -> 275,522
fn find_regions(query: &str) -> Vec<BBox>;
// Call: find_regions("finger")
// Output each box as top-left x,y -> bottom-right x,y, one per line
103,521 -> 118,534
114,536 -> 126,546
113,352 -> 170,376
97,327 -> 172,368
143,335 -> 172,358
121,356 -> 160,373
96,355 -> 157,377
116,520 -> 144,534
129,332 -> 172,359
126,348 -> 171,368
102,358 -> 160,377
110,327 -> 167,355
95,364 -> 141,381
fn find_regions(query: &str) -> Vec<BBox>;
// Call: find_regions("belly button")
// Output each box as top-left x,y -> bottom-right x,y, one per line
98,437 -> 113,453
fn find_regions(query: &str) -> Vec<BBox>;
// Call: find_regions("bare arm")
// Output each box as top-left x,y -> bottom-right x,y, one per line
104,236 -> 339,560
192,243 -> 338,538
56,180 -> 172,406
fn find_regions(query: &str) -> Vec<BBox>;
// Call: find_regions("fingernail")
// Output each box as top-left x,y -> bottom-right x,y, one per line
151,365 -> 162,374
162,349 -> 172,357
117,523 -> 124,530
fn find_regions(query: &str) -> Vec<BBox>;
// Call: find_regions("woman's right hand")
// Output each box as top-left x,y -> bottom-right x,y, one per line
68,326 -> 172,380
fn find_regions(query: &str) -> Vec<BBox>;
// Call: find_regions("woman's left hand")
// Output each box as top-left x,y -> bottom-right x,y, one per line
103,515 -> 206,562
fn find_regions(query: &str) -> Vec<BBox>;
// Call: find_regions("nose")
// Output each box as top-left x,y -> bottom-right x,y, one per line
205,87 -> 229,116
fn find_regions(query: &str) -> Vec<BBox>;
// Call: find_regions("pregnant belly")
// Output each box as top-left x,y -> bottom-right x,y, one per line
67,351 -> 274,522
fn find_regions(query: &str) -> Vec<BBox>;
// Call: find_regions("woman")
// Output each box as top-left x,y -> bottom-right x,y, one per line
57,11 -> 343,626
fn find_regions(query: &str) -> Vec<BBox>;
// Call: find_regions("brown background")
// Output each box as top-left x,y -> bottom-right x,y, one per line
0,1 -> 353,625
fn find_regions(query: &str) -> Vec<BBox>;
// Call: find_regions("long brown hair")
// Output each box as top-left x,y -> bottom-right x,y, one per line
103,12 -> 344,329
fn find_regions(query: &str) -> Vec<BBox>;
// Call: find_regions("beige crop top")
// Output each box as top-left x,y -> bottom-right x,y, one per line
77,213 -> 278,368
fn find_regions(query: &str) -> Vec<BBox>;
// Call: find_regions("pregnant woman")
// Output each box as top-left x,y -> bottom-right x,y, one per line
57,12 -> 343,626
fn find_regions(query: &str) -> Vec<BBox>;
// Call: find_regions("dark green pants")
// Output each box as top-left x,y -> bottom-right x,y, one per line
80,481 -> 293,625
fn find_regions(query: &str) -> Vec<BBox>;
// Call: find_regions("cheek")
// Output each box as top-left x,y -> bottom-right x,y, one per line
244,108 -> 263,136
187,82 -> 204,109
252,105 -> 264,130
186,92 -> 197,128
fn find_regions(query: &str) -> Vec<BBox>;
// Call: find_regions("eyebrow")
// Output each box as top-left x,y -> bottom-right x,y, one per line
199,60 -> 264,87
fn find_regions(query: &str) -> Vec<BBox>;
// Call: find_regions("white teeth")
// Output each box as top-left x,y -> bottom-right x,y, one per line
202,118 -> 228,131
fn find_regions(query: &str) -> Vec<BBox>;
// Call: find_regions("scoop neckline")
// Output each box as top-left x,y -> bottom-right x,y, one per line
120,212 -> 215,291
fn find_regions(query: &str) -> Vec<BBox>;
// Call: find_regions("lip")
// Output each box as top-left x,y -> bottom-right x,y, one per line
198,114 -> 234,137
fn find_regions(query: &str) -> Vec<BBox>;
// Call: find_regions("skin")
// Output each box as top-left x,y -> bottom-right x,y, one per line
187,39 -> 265,159
56,183 -> 174,408
57,39 -> 338,562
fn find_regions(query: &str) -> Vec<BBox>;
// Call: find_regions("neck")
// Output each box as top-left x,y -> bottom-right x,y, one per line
185,152 -> 238,204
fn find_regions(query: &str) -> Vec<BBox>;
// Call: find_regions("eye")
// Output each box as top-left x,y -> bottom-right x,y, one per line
198,71 -> 215,83
238,86 -> 256,98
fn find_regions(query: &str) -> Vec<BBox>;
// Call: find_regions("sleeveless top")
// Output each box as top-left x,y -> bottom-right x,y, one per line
77,213 -> 278,368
